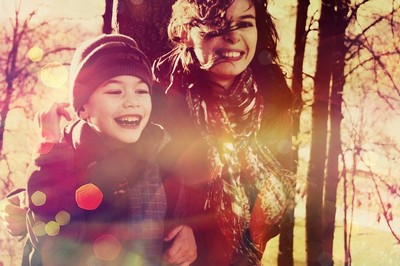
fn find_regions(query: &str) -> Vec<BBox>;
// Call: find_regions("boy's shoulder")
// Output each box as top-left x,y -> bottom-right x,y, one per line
34,142 -> 74,167
26,142 -> 75,191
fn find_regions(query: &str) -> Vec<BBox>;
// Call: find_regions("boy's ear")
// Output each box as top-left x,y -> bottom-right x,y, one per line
78,106 -> 88,120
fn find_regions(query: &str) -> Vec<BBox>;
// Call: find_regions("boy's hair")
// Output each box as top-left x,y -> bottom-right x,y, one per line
69,34 -> 152,114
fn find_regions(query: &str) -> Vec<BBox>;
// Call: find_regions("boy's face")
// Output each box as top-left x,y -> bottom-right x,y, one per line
187,0 -> 257,87
80,75 -> 151,147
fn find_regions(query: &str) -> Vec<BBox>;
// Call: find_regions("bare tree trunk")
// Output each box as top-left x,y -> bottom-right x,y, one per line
0,87 -> 12,154
1,15 -> 19,155
290,0 -> 309,144
278,1 -> 310,265
103,0 -> 114,33
306,0 -> 335,265
323,0 -> 349,264
116,0 -> 174,62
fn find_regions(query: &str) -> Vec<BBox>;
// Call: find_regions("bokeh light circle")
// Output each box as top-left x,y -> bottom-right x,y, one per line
93,234 -> 121,261
31,191 -> 47,206
40,61 -> 68,88
55,210 -> 71,226
45,221 -> 60,236
32,221 -> 46,237
75,183 -> 103,210
28,46 -> 44,62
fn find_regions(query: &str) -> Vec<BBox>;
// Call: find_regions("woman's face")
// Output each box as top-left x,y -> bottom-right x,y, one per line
187,0 -> 257,88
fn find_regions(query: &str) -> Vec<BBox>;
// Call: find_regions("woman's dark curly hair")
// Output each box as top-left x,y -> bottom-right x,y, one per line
166,0 -> 291,110
167,0 -> 279,69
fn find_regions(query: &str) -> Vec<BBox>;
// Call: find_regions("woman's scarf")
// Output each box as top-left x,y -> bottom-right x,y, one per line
185,68 -> 295,263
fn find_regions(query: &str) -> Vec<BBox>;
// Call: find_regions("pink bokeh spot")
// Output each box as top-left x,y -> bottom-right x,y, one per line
75,183 -> 103,210
93,234 -> 121,261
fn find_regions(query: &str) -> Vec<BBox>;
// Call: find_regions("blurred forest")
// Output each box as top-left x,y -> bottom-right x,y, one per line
1,0 -> 399,265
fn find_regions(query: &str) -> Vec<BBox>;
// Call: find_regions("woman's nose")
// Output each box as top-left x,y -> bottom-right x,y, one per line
223,29 -> 240,44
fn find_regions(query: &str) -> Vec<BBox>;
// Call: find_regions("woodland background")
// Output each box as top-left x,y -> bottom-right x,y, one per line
0,0 -> 399,265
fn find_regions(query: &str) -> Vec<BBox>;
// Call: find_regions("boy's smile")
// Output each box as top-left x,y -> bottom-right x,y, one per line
80,75 -> 151,147
114,114 -> 142,128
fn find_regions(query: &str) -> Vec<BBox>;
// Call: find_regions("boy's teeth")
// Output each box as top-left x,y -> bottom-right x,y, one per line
120,117 -> 139,122
115,116 -> 141,126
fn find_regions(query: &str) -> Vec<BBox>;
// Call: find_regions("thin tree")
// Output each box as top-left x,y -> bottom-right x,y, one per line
305,0 -> 336,265
341,3 -> 400,263
116,0 -> 174,62
322,0 -> 350,265
278,1 -> 310,265
103,0 -> 115,34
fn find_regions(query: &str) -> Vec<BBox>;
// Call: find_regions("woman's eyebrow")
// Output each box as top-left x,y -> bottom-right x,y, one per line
239,14 -> 256,20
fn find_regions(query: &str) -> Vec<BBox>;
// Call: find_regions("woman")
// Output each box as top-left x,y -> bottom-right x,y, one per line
151,0 -> 295,265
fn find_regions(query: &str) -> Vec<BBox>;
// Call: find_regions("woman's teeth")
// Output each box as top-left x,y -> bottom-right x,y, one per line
217,51 -> 242,59
220,51 -> 241,58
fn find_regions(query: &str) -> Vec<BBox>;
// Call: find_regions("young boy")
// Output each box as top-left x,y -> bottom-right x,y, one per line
24,34 -> 195,266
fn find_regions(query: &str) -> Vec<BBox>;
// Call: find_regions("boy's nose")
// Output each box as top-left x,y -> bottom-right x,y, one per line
223,30 -> 240,44
123,94 -> 140,108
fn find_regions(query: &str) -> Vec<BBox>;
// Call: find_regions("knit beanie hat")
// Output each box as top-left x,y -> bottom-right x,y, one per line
69,33 -> 152,114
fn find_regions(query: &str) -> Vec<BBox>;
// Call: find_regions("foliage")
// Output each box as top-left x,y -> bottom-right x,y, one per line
342,0 -> 400,250
0,1 -> 100,264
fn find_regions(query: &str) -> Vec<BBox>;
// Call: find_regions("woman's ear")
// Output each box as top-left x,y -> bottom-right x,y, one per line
180,27 -> 194,47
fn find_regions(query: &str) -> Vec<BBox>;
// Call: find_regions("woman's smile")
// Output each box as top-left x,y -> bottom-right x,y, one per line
214,48 -> 245,61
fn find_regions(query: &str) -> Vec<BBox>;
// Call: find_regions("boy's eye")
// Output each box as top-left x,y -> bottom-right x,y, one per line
136,89 -> 149,94
106,89 -> 122,95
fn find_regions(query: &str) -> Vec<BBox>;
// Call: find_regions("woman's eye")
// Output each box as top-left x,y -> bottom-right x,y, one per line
192,24 -> 221,39
236,21 -> 254,29
203,30 -> 220,39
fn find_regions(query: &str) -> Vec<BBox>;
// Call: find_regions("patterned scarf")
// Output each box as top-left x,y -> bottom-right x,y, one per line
186,68 -> 294,263
128,157 -> 167,266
